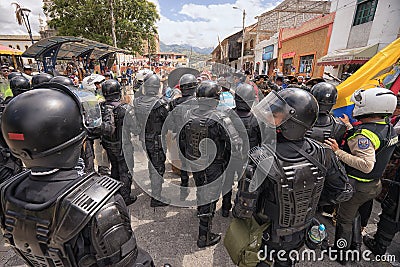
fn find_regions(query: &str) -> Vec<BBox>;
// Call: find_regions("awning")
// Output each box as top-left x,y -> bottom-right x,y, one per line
22,36 -> 130,60
317,43 -> 379,66
0,44 -> 23,56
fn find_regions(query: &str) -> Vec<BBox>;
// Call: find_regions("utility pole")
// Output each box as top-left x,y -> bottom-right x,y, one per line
109,0 -> 120,75
233,7 -> 246,71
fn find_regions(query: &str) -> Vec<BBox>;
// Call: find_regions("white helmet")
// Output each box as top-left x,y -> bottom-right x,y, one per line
351,87 -> 397,118
82,74 -> 105,91
136,68 -> 153,82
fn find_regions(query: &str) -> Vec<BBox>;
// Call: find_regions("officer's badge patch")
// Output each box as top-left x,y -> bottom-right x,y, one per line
358,138 -> 370,149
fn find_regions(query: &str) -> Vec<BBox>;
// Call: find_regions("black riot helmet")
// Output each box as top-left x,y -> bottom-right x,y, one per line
50,76 -> 75,86
32,73 -> 53,87
253,88 -> 318,140
196,80 -> 220,108
101,79 -> 121,100
235,83 -> 256,111
179,74 -> 198,96
7,72 -> 22,80
196,80 -> 220,99
310,82 -> 338,113
1,83 -> 86,169
10,76 -> 30,96
143,74 -> 160,95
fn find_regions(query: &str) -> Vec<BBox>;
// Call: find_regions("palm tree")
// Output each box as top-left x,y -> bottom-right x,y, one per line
11,2 -> 34,44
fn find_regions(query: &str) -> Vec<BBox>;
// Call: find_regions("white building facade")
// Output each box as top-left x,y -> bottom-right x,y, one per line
319,0 -> 400,78
254,33 -> 278,76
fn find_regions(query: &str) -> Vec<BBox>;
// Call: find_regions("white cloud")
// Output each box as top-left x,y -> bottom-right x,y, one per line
0,0 -> 45,36
0,0 -> 281,50
155,0 -> 280,48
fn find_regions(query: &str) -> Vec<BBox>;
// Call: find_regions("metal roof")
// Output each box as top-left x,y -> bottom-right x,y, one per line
22,36 -> 130,60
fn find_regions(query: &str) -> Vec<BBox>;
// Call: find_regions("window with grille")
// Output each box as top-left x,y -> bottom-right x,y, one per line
299,55 -> 314,74
353,0 -> 378,26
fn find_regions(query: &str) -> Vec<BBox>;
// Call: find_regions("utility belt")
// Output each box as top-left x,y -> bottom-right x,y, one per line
348,174 -> 375,183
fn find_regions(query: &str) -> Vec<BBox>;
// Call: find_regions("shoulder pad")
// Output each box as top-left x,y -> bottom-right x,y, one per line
52,174 -> 122,244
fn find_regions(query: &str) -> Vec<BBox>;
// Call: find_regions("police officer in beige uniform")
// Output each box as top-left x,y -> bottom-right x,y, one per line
325,88 -> 398,263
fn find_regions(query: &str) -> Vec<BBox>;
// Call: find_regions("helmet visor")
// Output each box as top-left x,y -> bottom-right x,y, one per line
72,90 -> 102,129
253,90 -> 296,127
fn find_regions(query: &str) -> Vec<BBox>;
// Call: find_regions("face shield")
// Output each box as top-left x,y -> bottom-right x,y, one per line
252,91 -> 296,128
72,90 -> 102,129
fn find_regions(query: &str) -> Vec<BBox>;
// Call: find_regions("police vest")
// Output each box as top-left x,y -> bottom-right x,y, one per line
0,171 -> 121,267
344,122 -> 398,182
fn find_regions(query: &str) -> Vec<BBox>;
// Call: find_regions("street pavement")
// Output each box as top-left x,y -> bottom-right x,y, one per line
1,149 -> 399,267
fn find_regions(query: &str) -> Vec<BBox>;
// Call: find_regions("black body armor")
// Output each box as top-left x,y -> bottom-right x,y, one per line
305,114 -> 347,143
234,137 -> 349,246
183,109 -> 240,167
0,171 -> 150,267
134,95 -> 168,141
100,101 -> 129,152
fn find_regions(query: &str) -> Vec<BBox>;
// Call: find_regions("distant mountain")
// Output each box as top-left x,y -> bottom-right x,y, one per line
159,41 -> 213,55
159,41 -> 213,65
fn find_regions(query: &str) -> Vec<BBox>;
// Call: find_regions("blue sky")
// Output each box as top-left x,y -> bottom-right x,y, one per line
151,0 -> 282,48
0,0 -> 281,49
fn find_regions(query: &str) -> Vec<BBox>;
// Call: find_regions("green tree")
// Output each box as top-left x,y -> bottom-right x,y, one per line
43,0 -> 159,53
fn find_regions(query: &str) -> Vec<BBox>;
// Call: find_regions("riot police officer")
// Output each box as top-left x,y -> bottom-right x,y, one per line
100,79 -> 137,205
169,73 -> 198,200
0,83 -> 154,267
180,80 -> 242,248
133,74 -> 170,207
325,88 -> 398,261
306,82 -> 347,143
221,83 -> 261,217
233,88 -> 349,266
306,82 -> 348,220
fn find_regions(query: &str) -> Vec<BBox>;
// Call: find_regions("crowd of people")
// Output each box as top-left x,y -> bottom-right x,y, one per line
0,63 -> 399,267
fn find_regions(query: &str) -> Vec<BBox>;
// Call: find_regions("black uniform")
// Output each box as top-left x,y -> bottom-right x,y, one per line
180,80 -> 242,248
0,83 -> 154,267
0,169 -> 153,267
133,74 -> 169,207
233,88 -> 350,266
222,83 -> 261,217
100,99 -> 135,204
168,73 -> 199,200
363,138 -> 400,254
169,95 -> 197,187
306,114 -> 346,144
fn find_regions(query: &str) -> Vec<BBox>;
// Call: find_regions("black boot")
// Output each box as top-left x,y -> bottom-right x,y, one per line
150,183 -> 170,207
180,178 -> 189,201
123,195 -> 137,206
150,197 -> 169,207
334,222 -> 352,265
197,233 -> 221,248
222,190 -> 232,218
197,211 -> 220,248
363,235 -> 387,255
350,214 -> 362,253
98,166 -> 111,176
